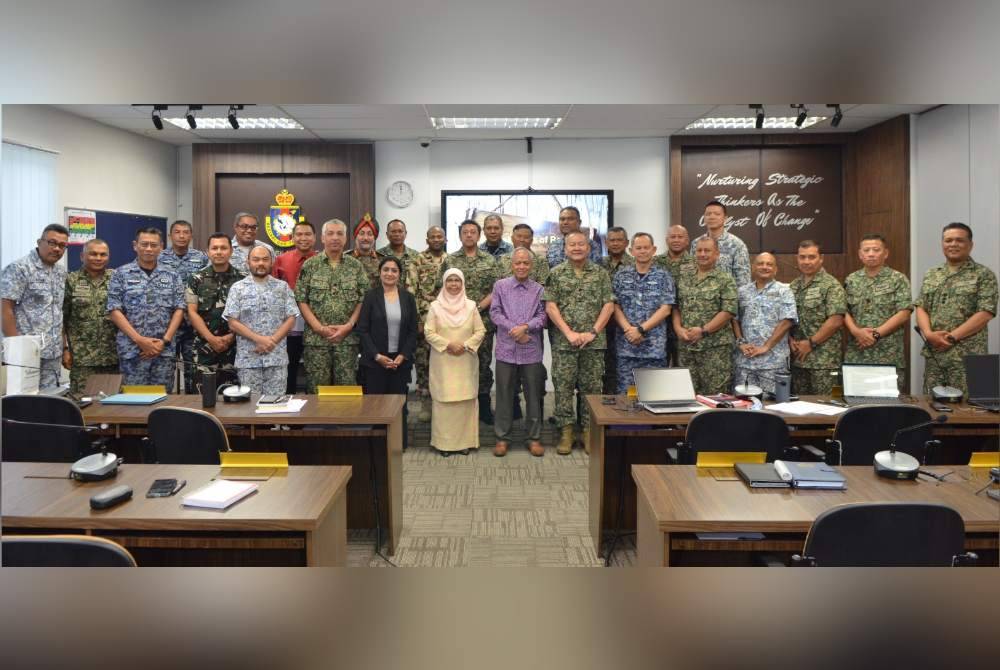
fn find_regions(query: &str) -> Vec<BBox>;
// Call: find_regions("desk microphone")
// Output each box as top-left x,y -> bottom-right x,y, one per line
874,414 -> 948,480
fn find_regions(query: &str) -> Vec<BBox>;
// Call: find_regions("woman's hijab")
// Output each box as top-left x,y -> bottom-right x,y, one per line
430,268 -> 476,328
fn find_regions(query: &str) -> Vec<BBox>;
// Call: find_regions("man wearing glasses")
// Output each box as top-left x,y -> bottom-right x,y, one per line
1,224 -> 71,390
230,212 -> 272,271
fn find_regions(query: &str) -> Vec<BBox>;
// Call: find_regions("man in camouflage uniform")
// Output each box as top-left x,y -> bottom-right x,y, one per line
1,224 -> 69,390
733,253 -> 797,395
690,200 -> 751,287
407,226 -> 448,421
443,219 -> 500,424
497,223 -> 549,283
186,233 -> 245,388
376,219 -> 419,289
296,219 -> 370,393
229,212 -> 273,271
223,245 -> 300,395
655,224 -> 696,367
546,206 -> 604,267
544,231 -> 615,454
843,234 -> 913,391
915,222 -> 998,394
672,237 -> 738,395
350,214 -> 386,288
62,239 -> 118,398
479,213 -> 514,257
600,226 -> 635,394
789,240 -> 847,396
159,220 -> 209,393
107,227 -> 185,391
612,232 -> 673,393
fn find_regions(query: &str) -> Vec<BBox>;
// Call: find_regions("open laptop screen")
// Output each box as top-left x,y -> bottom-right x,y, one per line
632,368 -> 696,403
842,364 -> 899,397
964,354 -> 999,399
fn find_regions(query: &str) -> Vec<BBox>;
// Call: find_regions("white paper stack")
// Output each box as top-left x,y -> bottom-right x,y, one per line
182,479 -> 258,509
254,398 -> 307,414
767,400 -> 846,416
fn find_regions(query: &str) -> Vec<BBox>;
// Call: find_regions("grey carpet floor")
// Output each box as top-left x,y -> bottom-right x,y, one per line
346,394 -> 637,567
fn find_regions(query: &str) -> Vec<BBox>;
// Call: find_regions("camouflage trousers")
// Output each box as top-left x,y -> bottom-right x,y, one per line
792,367 -> 838,396
120,355 -> 175,392
678,345 -> 732,395
923,350 -> 970,395
69,363 -> 118,399
303,343 -> 359,393
414,330 -> 430,392
551,348 -> 604,429
477,329 -> 495,394
602,329 -> 618,394
617,355 -> 666,395
237,365 -> 286,395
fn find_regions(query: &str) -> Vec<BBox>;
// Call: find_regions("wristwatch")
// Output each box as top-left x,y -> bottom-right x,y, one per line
589,328 -> 598,336
872,329 -> 881,341
636,324 -> 646,336
945,333 -> 958,345
807,338 -> 817,349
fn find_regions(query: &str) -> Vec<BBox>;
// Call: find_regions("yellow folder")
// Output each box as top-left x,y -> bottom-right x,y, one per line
696,451 -> 766,468
121,385 -> 167,394
968,451 -> 1000,467
317,385 -> 363,398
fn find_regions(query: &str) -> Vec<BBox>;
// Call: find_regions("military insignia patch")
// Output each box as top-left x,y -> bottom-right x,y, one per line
265,189 -> 304,248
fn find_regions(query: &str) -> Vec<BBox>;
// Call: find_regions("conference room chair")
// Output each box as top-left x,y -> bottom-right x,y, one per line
1,394 -> 94,462
791,502 -> 977,567
144,407 -> 230,464
824,405 -> 941,467
668,409 -> 824,465
1,535 -> 137,567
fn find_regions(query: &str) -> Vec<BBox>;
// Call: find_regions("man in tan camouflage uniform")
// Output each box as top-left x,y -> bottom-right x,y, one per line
186,233 -> 245,387
349,214 -> 385,288
655,225 -> 697,367
407,226 -> 448,421
843,234 -> 912,391
296,219 -> 370,392
915,222 -> 998,394
789,240 -> 847,395
545,231 -> 615,455
62,239 -> 118,398
443,219 -> 500,424
672,237 -> 738,395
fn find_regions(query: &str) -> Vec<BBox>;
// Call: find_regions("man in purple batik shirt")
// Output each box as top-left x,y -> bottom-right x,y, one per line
490,247 -> 547,457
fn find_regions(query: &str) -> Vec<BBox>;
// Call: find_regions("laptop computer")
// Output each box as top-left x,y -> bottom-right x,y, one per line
964,354 -> 1000,412
842,364 -> 902,406
632,368 -> 706,414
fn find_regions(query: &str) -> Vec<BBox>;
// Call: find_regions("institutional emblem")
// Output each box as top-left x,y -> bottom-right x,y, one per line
265,189 -> 305,248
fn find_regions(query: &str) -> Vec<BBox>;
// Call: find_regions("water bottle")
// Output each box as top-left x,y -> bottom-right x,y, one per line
774,371 -> 791,403
201,371 -> 217,408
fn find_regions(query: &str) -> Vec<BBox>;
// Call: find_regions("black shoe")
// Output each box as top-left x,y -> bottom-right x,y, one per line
478,393 -> 494,425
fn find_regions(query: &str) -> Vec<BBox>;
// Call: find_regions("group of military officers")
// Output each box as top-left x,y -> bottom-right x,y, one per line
2,200 -> 997,456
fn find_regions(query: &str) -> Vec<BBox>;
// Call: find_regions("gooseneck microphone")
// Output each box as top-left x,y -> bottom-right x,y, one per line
875,414 -> 948,480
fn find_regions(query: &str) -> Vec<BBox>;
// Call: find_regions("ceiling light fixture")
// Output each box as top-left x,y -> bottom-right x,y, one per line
429,117 -> 562,130
163,116 -> 304,130
793,104 -> 808,128
685,116 -> 827,130
827,104 -> 844,128
185,105 -> 202,129
749,104 -> 764,129
151,105 -> 167,130
228,105 -> 243,129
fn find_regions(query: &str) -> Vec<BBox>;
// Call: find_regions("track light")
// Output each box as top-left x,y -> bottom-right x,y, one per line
185,105 -> 202,129
749,104 -> 764,129
793,104 -> 808,128
827,104 -> 843,127
152,108 -> 163,130
228,105 -> 242,129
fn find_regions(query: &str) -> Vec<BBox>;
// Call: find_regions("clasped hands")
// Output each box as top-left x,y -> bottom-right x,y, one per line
136,336 -> 166,359
851,327 -> 879,350
375,353 -> 406,369
925,330 -> 955,352
676,326 -> 704,344
623,324 -> 645,345
789,338 -> 814,362
508,324 -> 531,345
563,329 -> 597,348
738,342 -> 771,358
320,322 -> 351,344
253,334 -> 281,354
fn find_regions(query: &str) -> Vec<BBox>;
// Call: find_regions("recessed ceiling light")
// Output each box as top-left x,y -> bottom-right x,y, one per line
430,117 -> 562,130
684,116 -> 827,130
164,117 -> 304,130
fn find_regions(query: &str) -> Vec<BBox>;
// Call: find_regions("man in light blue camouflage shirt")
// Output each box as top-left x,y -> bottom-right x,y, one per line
733,253 -> 797,394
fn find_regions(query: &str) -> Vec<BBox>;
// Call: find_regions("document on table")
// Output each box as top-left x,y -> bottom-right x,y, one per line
767,401 -> 846,416
254,398 -> 307,414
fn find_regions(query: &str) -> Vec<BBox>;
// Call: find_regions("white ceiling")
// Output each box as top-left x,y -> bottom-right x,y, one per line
51,104 -> 939,146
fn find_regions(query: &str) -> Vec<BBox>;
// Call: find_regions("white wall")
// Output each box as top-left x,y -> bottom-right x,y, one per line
374,141 -> 432,247
911,104 -> 1000,391
2,105 -> 177,225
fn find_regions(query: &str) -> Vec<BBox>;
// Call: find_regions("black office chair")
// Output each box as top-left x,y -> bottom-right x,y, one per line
1,394 -> 94,462
792,502 -> 977,567
2,535 -> 137,567
669,409 -> 823,464
825,405 -> 941,466
144,407 -> 230,464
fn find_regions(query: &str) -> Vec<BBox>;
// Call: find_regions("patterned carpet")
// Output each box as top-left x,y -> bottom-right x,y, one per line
346,394 -> 637,567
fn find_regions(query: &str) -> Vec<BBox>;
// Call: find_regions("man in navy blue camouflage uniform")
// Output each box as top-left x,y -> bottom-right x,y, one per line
158,220 -> 208,392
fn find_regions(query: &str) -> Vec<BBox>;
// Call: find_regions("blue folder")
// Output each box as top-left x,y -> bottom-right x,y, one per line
99,393 -> 167,405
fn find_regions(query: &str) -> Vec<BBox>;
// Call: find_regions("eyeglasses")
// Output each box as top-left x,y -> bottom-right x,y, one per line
40,239 -> 68,250
236,224 -> 258,231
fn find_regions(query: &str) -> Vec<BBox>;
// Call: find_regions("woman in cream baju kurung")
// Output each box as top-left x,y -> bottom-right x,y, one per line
425,269 -> 486,455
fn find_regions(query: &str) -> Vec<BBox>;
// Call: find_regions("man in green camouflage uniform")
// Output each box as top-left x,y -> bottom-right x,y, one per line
376,218 -> 420,289
62,239 -> 118,398
496,223 -> 549,284
654,225 -> 696,367
544,231 -> 615,455
789,240 -> 847,395
915,222 -> 998,395
186,233 -> 245,387
407,226 -> 448,421
599,226 -> 635,394
443,219 -> 501,423
843,234 -> 912,392
296,219 -> 370,392
672,237 -> 738,395
349,214 -> 386,288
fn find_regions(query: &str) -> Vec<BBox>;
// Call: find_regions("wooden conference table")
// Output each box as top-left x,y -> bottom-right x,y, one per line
2,462 -> 351,566
84,393 -> 404,554
631,464 -> 1000,567
586,394 -> 1000,553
